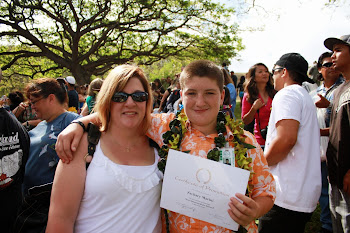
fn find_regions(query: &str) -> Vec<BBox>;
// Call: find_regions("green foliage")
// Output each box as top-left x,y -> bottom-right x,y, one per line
0,0 -> 243,86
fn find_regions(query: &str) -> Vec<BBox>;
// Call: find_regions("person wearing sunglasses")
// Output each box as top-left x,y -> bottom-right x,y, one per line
14,78 -> 81,233
46,65 -> 162,233
259,53 -> 321,233
315,52 -> 343,233
53,61 -> 276,233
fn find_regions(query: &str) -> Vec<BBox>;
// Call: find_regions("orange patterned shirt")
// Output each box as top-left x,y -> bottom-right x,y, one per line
148,113 -> 276,233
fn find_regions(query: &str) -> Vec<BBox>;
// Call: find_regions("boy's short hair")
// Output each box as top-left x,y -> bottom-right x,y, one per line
180,60 -> 224,91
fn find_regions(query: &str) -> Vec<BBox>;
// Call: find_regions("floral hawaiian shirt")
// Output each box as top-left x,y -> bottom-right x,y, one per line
148,113 -> 276,233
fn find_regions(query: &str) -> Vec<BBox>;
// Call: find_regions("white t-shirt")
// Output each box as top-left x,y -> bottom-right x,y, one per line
74,142 -> 163,233
265,84 -> 321,213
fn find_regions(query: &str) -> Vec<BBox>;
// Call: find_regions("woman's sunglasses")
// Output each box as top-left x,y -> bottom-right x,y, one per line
322,62 -> 333,68
112,92 -> 148,103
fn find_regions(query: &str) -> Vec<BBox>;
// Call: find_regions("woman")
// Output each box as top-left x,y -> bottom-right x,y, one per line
241,63 -> 276,149
222,68 -> 237,117
14,78 -> 80,233
80,78 -> 103,116
46,65 -> 162,232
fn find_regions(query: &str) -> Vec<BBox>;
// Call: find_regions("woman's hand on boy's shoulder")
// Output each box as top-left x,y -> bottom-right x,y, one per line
56,123 -> 84,163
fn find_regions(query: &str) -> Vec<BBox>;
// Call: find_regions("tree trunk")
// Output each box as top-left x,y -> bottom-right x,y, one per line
71,65 -> 92,85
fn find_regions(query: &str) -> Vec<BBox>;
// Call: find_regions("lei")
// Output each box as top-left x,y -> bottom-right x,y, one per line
158,110 -> 256,232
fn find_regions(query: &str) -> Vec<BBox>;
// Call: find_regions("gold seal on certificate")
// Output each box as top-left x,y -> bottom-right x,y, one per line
160,149 -> 250,231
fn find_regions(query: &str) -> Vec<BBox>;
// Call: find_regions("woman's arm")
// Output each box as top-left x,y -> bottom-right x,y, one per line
80,103 -> 89,116
56,113 -> 99,162
12,102 -> 26,118
22,119 -> 42,130
242,95 -> 264,125
46,135 -> 88,233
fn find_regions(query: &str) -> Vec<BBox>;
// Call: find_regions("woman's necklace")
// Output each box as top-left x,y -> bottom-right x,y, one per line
158,110 -> 255,232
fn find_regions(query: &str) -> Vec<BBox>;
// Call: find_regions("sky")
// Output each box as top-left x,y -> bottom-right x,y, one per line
224,0 -> 350,73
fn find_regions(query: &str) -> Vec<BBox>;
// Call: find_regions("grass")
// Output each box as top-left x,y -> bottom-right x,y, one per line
234,99 -> 322,233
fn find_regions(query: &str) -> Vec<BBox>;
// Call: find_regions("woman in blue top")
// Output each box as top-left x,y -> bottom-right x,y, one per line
14,78 -> 80,233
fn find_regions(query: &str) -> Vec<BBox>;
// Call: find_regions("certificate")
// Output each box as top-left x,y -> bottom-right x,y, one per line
160,149 -> 250,231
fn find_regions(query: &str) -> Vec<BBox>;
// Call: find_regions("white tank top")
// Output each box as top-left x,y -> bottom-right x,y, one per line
74,141 -> 163,233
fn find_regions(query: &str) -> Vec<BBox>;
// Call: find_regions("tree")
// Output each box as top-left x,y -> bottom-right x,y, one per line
0,0 -> 243,84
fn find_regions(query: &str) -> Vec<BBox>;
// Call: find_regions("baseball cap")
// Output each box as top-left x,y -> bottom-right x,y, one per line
65,76 -> 76,85
324,34 -> 350,51
275,53 -> 315,84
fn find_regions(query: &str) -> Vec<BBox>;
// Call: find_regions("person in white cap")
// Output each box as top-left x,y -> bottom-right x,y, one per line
65,76 -> 79,110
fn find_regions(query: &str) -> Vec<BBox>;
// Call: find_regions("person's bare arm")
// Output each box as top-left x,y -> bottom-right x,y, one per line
320,128 -> 329,137
343,170 -> 350,195
56,113 -> 99,162
46,135 -> 88,233
22,119 -> 42,129
158,90 -> 170,112
242,99 -> 264,125
12,102 -> 26,118
264,119 -> 299,166
315,94 -> 330,108
80,103 -> 89,117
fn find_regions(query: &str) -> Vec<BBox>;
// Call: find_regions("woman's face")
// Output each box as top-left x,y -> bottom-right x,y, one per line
29,94 -> 50,120
110,77 -> 147,130
254,65 -> 270,84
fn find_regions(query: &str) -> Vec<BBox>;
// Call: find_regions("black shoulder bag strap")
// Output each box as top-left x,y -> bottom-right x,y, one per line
85,122 -> 101,169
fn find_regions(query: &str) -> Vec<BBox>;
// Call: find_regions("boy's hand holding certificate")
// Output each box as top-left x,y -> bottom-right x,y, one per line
160,149 -> 250,231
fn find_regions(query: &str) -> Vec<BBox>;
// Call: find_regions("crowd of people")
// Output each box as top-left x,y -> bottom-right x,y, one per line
0,34 -> 349,233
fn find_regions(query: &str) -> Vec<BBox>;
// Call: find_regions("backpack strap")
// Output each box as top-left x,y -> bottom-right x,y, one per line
85,122 -> 101,169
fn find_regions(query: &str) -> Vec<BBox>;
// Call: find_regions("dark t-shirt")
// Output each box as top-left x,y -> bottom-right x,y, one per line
0,108 -> 30,232
68,89 -> 79,110
327,81 -> 350,189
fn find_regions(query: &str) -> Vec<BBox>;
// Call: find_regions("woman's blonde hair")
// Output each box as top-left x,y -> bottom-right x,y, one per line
94,65 -> 153,133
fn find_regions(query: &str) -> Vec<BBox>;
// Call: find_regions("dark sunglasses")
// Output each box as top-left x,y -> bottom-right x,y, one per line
112,91 -> 148,103
322,62 -> 333,68
272,67 -> 283,75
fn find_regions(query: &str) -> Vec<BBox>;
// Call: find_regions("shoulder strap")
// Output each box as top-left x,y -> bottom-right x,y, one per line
85,122 -> 101,169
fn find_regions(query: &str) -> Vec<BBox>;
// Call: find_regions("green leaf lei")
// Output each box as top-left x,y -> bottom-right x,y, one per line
158,110 -> 255,191
158,110 -> 256,232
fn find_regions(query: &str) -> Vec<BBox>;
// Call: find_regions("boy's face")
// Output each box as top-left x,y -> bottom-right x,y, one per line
180,76 -> 224,135
332,44 -> 350,74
